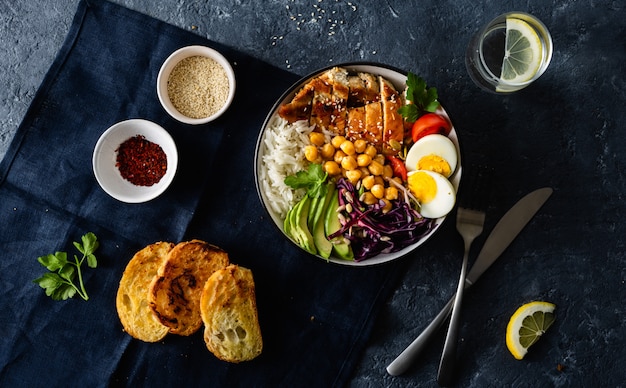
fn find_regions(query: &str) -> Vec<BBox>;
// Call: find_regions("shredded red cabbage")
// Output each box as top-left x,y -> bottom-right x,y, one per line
329,179 -> 436,262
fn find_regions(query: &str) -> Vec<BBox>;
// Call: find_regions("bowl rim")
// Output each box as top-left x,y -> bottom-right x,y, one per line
92,118 -> 178,203
157,45 -> 236,125
253,62 -> 462,266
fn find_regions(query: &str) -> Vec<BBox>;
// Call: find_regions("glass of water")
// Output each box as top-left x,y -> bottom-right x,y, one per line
465,12 -> 553,93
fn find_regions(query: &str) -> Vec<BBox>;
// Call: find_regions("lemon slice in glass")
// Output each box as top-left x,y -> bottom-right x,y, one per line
505,301 -> 556,360
499,18 -> 543,85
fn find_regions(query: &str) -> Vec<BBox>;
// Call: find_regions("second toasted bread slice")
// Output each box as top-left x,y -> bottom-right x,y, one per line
149,240 -> 229,336
200,264 -> 263,363
116,241 -> 174,342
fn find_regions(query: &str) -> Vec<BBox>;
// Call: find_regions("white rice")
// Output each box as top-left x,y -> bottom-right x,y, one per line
259,116 -> 315,218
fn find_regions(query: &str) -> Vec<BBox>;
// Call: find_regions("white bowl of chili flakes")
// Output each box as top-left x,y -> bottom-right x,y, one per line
92,119 -> 178,203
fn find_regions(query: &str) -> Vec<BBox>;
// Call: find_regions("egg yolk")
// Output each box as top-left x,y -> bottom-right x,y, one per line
417,154 -> 452,177
407,171 -> 437,204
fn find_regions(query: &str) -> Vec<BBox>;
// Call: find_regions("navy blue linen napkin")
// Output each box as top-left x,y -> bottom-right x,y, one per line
0,0 -> 407,386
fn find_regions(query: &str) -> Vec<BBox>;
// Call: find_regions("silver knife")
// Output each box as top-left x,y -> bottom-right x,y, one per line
386,187 -> 553,376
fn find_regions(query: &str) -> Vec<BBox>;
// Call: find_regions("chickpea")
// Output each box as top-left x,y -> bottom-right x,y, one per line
374,154 -> 386,165
331,135 -> 346,149
309,132 -> 325,147
362,175 -> 376,190
324,160 -> 341,176
365,145 -> 378,158
374,176 -> 385,186
357,153 -> 372,167
368,160 -> 384,176
320,143 -> 335,159
354,139 -> 368,154
371,184 -> 385,199
341,155 -> 358,171
381,198 -> 393,213
385,186 -> 399,201
360,166 -> 371,178
304,145 -> 318,162
333,149 -> 346,164
345,169 -> 362,185
360,192 -> 378,205
383,164 -> 394,179
340,140 -> 356,156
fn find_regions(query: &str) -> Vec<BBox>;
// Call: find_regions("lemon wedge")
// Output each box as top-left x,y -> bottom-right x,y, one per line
505,301 -> 556,360
499,17 -> 543,85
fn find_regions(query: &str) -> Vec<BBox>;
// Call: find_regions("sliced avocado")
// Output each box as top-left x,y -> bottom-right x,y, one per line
307,195 -> 321,232
308,182 -> 333,233
312,183 -> 336,259
324,190 -> 354,261
285,198 -> 302,245
294,195 -> 316,254
284,204 -> 293,238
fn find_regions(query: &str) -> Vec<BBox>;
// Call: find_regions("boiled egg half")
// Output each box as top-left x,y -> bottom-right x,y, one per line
405,134 -> 458,178
407,170 -> 456,218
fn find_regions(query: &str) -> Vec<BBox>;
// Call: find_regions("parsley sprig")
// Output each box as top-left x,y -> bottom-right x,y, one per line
33,232 -> 99,301
398,72 -> 441,122
284,163 -> 328,198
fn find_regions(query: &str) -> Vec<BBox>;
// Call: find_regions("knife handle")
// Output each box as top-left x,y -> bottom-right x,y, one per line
386,296 -> 455,376
386,278 -> 474,376
437,253 -> 469,386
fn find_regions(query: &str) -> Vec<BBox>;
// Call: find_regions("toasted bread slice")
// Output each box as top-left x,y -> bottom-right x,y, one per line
116,242 -> 174,342
149,240 -> 229,336
200,264 -> 263,363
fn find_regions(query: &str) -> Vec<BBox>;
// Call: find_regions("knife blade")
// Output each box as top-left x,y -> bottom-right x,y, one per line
386,187 -> 553,376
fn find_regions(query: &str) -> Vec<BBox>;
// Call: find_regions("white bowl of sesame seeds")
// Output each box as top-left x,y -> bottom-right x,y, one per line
157,45 -> 236,125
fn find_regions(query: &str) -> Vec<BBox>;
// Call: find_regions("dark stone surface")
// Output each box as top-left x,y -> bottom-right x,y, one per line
1,1 -> 625,386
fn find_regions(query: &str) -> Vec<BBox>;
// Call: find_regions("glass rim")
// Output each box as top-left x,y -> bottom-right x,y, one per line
476,11 -> 553,89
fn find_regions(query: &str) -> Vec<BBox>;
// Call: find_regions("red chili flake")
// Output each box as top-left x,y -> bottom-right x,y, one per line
115,135 -> 167,186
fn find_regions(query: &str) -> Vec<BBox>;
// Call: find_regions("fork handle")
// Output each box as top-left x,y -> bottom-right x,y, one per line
436,252 -> 469,386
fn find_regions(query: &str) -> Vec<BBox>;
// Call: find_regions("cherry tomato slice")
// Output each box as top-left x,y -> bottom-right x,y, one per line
386,155 -> 408,182
411,113 -> 451,143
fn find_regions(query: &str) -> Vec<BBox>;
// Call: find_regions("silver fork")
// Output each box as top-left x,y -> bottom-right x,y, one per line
437,167 -> 490,386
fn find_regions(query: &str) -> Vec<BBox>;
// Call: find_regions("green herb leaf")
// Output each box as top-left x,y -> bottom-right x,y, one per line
284,163 -> 328,198
33,272 -> 63,290
399,72 -> 441,122
86,254 -> 97,269
397,104 -> 419,123
82,232 -> 99,255
59,263 -> 76,282
37,252 -> 67,271
50,284 -> 77,301
33,232 -> 99,301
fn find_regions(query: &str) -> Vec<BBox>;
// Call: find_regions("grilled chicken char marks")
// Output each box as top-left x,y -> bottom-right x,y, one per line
348,72 -> 380,106
278,67 -> 405,155
277,82 -> 314,123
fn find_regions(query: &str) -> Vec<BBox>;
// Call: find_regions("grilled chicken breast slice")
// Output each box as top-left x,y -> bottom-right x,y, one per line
325,67 -> 350,134
347,72 -> 380,106
379,76 -> 404,155
346,106 -> 366,142
309,73 -> 334,131
277,82 -> 314,123
364,102 -> 383,150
